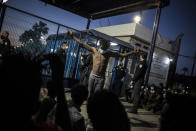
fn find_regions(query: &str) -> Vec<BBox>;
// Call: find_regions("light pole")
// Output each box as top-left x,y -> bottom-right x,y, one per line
144,3 -> 162,87
0,0 -> 8,32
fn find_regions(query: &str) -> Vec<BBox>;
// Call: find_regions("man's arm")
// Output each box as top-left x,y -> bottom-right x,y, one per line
68,30 -> 94,52
108,49 -> 138,58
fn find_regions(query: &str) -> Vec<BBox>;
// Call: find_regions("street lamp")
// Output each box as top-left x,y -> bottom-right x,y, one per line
134,15 -> 141,24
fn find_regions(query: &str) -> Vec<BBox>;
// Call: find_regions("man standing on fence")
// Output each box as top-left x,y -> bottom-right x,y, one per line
68,30 -> 138,97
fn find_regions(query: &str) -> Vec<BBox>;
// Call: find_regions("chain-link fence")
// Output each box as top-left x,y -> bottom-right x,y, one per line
0,5 -> 133,89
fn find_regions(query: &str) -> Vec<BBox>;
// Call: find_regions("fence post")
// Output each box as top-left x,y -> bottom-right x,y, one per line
53,24 -> 60,52
144,4 -> 162,87
0,4 -> 6,32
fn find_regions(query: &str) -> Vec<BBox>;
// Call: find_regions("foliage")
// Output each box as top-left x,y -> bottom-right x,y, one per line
19,21 -> 49,54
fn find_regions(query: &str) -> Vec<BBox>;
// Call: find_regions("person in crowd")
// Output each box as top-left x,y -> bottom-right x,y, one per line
0,31 -> 11,56
79,53 -> 93,87
87,90 -> 130,131
33,79 -> 57,123
112,62 -> 126,97
128,53 -> 147,113
0,54 -> 63,131
46,84 -> 88,131
68,30 -> 138,97
140,85 -> 149,108
159,95 -> 196,131
125,80 -> 134,103
144,84 -> 157,111
152,84 -> 164,113
56,41 -> 68,77
68,84 -> 88,131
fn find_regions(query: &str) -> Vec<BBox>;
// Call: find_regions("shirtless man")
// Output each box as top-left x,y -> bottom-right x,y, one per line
68,30 -> 138,97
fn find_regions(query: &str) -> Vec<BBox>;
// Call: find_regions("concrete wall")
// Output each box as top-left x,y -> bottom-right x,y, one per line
94,23 -> 136,37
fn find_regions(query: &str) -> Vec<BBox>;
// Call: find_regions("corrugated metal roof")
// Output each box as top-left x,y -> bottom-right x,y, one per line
40,0 -> 170,19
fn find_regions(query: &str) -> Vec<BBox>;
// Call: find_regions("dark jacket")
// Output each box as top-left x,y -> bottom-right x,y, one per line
57,48 -> 66,66
0,38 -> 11,56
133,60 -> 147,82
56,48 -> 67,77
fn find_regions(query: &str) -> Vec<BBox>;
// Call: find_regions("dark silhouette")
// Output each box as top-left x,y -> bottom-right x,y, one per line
79,53 -> 93,86
33,79 -> 57,123
69,84 -> 88,131
128,53 -> 147,113
0,54 -> 49,130
87,90 -> 130,131
112,63 -> 126,96
0,31 -> 11,56
159,95 -> 196,131
56,41 -> 68,77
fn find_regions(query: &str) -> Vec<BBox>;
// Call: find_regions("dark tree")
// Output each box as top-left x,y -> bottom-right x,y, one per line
19,21 -> 49,54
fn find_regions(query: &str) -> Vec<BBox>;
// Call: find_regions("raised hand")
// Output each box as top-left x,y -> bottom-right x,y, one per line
67,30 -> 73,36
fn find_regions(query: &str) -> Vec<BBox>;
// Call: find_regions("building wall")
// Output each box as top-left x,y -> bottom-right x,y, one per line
94,23 -> 136,37
94,23 -> 173,86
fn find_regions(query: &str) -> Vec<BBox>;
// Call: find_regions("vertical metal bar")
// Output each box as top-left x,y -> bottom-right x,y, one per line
144,5 -> 162,87
86,18 -> 91,30
74,43 -> 82,79
191,52 -> 196,77
72,33 -> 82,79
110,45 -> 121,90
53,24 -> 60,52
0,4 -> 6,32
73,19 -> 91,79
139,10 -> 142,24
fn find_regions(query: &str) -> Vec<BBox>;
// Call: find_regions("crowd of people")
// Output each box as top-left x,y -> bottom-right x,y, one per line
0,30 -> 196,131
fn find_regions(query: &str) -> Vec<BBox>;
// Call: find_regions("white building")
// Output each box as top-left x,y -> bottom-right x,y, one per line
94,23 -> 174,86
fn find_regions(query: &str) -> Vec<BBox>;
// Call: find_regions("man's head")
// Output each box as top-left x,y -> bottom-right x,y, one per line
87,90 -> 130,131
1,31 -> 9,40
61,42 -> 68,50
71,84 -> 88,107
140,53 -> 147,62
99,39 -> 110,50
118,62 -> 124,69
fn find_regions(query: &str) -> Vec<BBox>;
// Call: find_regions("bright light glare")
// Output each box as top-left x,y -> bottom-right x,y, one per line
164,58 -> 170,64
134,15 -> 141,23
110,42 -> 118,46
169,58 -> 173,62
2,0 -> 8,3
40,36 -> 45,40
97,41 -> 100,46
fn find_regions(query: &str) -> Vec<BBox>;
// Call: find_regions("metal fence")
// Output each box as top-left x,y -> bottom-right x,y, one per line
0,5 -> 132,89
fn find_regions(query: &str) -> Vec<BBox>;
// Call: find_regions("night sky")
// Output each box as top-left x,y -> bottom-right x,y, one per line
5,0 -> 196,76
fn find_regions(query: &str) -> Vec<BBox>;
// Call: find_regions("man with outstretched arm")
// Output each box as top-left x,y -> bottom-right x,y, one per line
68,30 -> 138,97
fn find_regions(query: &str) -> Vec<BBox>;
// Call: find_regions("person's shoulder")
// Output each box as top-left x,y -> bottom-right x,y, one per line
68,106 -> 84,122
92,47 -> 97,52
